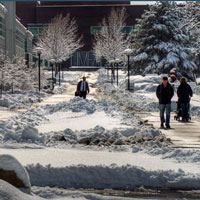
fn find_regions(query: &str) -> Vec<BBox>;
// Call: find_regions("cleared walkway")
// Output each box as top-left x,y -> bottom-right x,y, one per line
141,112 -> 200,148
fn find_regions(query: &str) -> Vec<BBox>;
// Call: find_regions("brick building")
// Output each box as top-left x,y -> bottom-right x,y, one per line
16,1 -> 147,67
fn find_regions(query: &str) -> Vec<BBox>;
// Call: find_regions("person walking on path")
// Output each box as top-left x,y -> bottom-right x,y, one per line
177,77 -> 193,122
156,76 -> 174,129
76,76 -> 90,99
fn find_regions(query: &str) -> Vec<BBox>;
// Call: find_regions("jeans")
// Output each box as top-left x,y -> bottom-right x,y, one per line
159,103 -> 171,126
180,103 -> 190,121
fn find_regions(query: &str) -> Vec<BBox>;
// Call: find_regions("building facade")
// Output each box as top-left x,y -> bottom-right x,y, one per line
16,1 -> 147,67
0,1 -> 33,65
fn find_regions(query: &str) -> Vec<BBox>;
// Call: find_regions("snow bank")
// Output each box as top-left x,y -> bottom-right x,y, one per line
0,90 -> 46,109
31,186 -> 143,200
27,163 -> 200,190
97,69 -> 200,115
0,97 -> 168,149
61,71 -> 83,85
52,85 -> 65,94
137,144 -> 200,164
0,179 -> 43,200
0,154 -> 31,189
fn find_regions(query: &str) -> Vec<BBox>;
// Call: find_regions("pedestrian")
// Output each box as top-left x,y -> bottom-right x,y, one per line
156,76 -> 174,129
76,76 -> 90,99
177,77 -> 193,122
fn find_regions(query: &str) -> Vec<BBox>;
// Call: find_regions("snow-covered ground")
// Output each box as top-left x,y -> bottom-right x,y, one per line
0,90 -> 46,109
98,69 -> 200,116
0,70 -> 200,199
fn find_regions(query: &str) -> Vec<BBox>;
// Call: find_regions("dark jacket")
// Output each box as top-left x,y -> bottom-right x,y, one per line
156,83 -> 174,104
177,82 -> 193,103
77,81 -> 89,93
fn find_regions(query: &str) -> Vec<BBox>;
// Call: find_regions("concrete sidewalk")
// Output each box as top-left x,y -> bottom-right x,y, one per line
141,112 -> 200,148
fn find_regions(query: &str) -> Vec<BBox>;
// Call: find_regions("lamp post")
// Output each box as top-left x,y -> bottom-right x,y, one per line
50,59 -> 55,90
123,49 -> 133,90
59,63 -> 61,86
109,60 -> 115,84
35,47 -> 43,92
115,58 -> 120,86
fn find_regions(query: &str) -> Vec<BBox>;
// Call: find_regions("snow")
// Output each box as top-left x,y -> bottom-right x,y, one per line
0,90 -> 46,109
0,180 -> 43,200
0,154 -> 31,189
26,161 -> 200,190
0,69 -> 199,196
37,111 -> 130,132
98,69 -> 200,115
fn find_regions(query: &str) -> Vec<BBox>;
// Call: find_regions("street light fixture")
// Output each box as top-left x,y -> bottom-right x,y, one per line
50,58 -> 55,90
123,48 -> 133,90
115,58 -> 120,86
35,47 -> 43,92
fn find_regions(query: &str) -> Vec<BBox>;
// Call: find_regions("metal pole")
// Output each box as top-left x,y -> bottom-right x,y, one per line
38,53 -> 41,92
127,55 -> 130,90
52,62 -> 54,90
117,63 -> 119,86
111,63 -> 113,84
62,64 -> 64,79
59,63 -> 61,86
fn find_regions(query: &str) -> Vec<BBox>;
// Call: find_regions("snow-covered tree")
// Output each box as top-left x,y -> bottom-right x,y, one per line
130,2 -> 197,80
0,50 -> 14,92
93,7 -> 130,63
36,14 -> 83,64
11,55 -> 33,90
176,2 -> 200,72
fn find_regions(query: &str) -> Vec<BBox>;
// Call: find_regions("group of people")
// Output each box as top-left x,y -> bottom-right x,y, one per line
76,73 -> 193,130
156,76 -> 193,129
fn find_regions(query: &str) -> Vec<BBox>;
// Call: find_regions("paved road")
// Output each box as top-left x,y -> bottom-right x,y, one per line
141,112 -> 200,148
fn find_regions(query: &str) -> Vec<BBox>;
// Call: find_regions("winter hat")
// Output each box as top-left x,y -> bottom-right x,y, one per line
162,76 -> 168,81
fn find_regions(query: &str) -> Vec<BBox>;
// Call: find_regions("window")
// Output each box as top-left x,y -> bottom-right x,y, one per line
90,26 -> 134,35
28,24 -> 46,37
0,16 -> 5,37
90,26 -> 102,35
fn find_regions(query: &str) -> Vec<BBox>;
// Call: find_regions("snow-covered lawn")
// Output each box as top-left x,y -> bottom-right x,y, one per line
99,69 -> 200,115
0,90 -> 46,109
0,70 -> 200,199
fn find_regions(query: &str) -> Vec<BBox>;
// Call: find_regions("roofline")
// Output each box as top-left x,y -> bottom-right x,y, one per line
37,4 -> 146,8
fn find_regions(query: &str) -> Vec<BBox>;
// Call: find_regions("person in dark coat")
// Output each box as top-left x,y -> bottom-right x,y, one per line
76,76 -> 90,99
177,77 -> 193,122
156,76 -> 174,129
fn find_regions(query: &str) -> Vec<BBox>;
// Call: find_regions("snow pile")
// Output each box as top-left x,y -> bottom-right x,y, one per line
0,154 -> 31,189
102,84 -> 159,112
52,85 -> 64,94
196,78 -> 200,85
0,97 -> 168,148
0,180 -> 43,200
139,145 -> 200,164
27,163 -> 200,190
32,186 -> 136,200
97,69 -> 200,115
0,90 -> 46,109
62,71 -> 83,85
47,125 -> 169,147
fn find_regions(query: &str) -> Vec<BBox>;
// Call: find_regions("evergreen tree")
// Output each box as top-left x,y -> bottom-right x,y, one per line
131,2 -> 197,80
177,2 -> 200,72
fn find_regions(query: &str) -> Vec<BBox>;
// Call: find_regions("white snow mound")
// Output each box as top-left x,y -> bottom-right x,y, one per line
0,154 -> 31,188
0,179 -> 43,200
